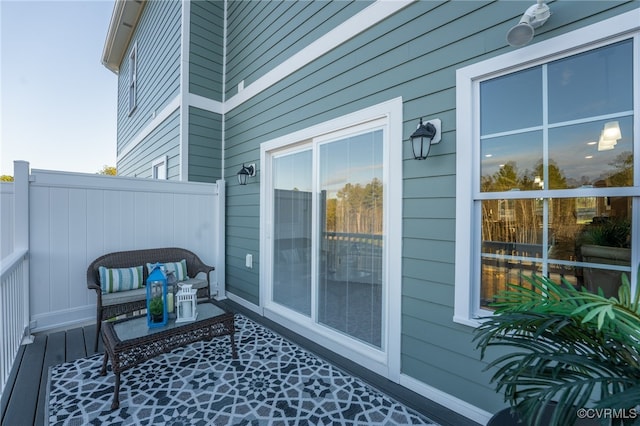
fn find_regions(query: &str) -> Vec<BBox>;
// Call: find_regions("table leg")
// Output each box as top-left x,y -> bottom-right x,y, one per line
230,332 -> 238,359
111,371 -> 121,410
100,352 -> 108,376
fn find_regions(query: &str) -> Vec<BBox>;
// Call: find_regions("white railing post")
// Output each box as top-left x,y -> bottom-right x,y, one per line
14,161 -> 33,344
214,179 -> 226,300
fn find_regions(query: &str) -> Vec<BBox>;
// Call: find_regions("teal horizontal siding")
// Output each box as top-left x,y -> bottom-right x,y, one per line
117,108 -> 180,180
188,107 -> 222,183
117,0 -> 181,163
225,0 -> 370,99
190,1 -> 224,101
222,0 -> 638,412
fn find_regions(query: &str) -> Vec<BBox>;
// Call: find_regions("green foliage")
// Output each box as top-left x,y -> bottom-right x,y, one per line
97,165 -> 117,176
0,175 -> 14,182
148,296 -> 164,316
578,217 -> 631,248
474,273 -> 640,426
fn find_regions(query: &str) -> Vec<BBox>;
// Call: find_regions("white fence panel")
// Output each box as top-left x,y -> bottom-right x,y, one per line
27,169 -> 223,333
1,182 -> 14,260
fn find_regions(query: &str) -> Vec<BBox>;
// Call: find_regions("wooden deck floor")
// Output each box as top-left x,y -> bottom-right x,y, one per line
0,324 -> 101,426
0,300 -> 481,426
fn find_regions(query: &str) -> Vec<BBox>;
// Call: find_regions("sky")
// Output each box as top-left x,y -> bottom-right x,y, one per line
1,0 -> 117,177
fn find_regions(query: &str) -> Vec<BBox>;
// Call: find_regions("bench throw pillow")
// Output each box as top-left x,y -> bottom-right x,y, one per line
98,265 -> 144,294
146,260 -> 188,281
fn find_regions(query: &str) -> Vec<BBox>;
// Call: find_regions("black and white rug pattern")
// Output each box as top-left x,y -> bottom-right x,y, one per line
47,314 -> 438,425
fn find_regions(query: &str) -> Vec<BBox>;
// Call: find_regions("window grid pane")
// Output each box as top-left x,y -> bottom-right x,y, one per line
477,40 -> 634,309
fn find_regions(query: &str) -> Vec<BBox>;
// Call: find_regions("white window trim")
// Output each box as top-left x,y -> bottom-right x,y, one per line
454,9 -> 640,327
128,42 -> 137,115
259,97 -> 403,380
152,155 -> 168,180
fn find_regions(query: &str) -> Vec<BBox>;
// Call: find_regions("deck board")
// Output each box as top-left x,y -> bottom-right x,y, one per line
1,326 -> 95,426
2,335 -> 46,426
0,344 -> 25,423
34,331 -> 66,426
64,328 -> 87,363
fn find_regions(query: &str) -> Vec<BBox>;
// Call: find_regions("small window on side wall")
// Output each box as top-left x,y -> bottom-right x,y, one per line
128,43 -> 137,115
152,156 -> 167,180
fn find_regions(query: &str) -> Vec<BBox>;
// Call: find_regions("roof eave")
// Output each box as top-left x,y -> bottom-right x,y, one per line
101,0 -> 146,75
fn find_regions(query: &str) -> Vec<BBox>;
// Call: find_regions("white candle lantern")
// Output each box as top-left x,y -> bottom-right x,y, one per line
175,283 -> 198,323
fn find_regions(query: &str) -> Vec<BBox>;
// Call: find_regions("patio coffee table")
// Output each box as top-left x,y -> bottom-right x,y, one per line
100,301 -> 237,409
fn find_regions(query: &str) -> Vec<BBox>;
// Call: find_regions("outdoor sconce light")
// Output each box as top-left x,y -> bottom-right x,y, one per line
237,163 -> 256,185
409,118 -> 441,160
507,0 -> 551,47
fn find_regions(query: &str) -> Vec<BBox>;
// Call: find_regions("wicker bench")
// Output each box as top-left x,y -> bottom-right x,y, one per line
87,247 -> 215,351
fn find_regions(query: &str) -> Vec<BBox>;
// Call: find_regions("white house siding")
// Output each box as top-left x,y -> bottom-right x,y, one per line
222,0 -> 639,417
116,0 -> 182,169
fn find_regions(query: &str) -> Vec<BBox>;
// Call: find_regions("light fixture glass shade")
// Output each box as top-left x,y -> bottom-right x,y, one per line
506,23 -> 534,47
409,119 -> 436,160
411,137 -> 431,160
507,1 -> 551,47
237,170 -> 249,185
237,163 -> 255,185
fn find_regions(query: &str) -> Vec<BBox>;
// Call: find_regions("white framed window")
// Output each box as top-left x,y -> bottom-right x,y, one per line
455,10 -> 640,326
128,42 -> 137,115
260,98 -> 403,379
152,155 -> 167,180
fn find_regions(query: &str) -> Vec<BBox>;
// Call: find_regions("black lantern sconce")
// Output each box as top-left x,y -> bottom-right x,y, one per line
409,118 -> 441,160
237,163 -> 256,185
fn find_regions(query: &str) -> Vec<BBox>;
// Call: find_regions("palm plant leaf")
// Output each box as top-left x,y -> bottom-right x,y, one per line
474,273 -> 640,426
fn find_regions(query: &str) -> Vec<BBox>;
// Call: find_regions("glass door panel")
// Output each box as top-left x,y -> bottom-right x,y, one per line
317,130 -> 383,347
273,150 -> 313,316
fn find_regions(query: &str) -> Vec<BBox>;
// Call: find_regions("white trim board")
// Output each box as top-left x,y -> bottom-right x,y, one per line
179,0 -> 191,181
118,95 -> 181,162
259,97 -> 403,382
224,0 -> 413,113
400,374 -> 493,426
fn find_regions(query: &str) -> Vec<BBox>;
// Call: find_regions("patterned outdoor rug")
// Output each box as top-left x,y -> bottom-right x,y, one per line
47,314 -> 438,425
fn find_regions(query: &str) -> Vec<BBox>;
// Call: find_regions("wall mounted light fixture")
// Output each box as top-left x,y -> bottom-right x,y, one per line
409,118 -> 441,160
237,163 -> 256,185
507,0 -> 551,47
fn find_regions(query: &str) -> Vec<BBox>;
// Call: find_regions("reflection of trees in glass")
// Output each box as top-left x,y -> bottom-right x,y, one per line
606,152 -> 633,187
326,178 -> 383,235
481,159 -> 568,191
482,199 -> 541,245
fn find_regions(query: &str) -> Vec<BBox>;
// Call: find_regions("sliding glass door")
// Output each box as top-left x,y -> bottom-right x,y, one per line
268,126 -> 385,349
272,149 -> 313,316
317,130 -> 383,347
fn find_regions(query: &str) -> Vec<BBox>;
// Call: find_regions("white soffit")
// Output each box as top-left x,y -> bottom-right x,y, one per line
102,0 -> 146,74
